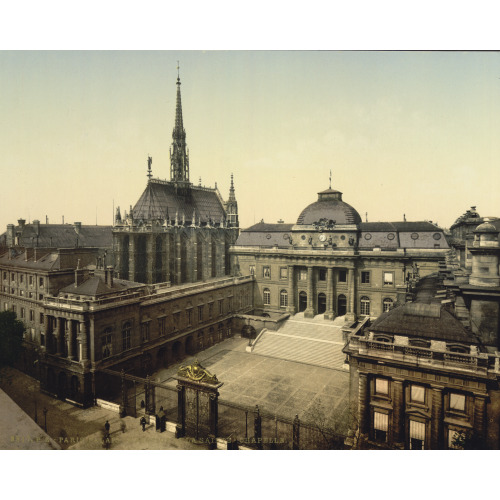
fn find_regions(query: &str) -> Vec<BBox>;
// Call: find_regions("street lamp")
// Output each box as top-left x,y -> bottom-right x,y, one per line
43,407 -> 48,432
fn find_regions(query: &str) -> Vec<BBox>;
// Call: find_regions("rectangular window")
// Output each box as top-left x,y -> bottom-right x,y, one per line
187,309 -> 192,326
263,289 -> 271,305
29,292 -> 33,299
101,334 -> 112,359
39,277 -> 44,287
39,313 -> 44,324
361,271 -> 370,284
19,290 -> 24,297
20,307 -> 25,319
319,268 -> 327,281
218,299 -> 224,315
11,273 -> 15,281
208,303 -> 213,319
338,270 -> 347,283
29,310 -> 34,322
173,312 -> 180,329
280,291 -> 288,308
410,385 -> 425,404
375,378 -> 389,395
249,265 -> 255,276
38,294 -> 43,301
2,272 -> 6,280
409,420 -> 426,450
299,269 -> 307,281
29,275 -> 33,286
383,272 -> 394,285
450,393 -> 466,412
141,322 -> 150,343
263,266 -> 271,279
198,305 -> 204,322
280,267 -> 288,279
20,275 -> 24,283
228,297 -> 233,310
373,411 -> 388,442
158,317 -> 166,336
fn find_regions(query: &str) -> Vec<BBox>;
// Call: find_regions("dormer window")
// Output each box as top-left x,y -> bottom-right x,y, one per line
447,344 -> 469,354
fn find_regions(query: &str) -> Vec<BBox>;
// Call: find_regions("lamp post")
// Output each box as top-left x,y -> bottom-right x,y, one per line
43,407 -> 48,432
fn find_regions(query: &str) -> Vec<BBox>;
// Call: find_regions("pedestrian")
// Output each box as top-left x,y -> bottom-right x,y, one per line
104,420 -> 110,433
120,420 -> 126,433
140,416 -> 147,432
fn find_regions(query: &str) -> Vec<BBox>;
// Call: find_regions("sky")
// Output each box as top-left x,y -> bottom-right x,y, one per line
1,50 -> 500,232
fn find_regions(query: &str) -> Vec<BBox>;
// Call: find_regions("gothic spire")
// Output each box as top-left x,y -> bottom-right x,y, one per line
228,173 -> 236,202
170,64 -> 190,183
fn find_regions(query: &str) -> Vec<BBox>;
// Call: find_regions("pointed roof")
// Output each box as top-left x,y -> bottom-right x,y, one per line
170,70 -> 189,182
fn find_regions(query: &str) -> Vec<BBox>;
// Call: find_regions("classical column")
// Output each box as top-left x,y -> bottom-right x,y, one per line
474,394 -> 487,446
66,319 -> 75,360
287,265 -> 296,314
55,317 -> 63,356
391,379 -> 405,447
430,386 -> 443,449
304,266 -> 315,318
358,373 -> 370,439
80,320 -> 88,362
129,234 -> 136,282
346,267 -> 356,322
325,267 -> 334,320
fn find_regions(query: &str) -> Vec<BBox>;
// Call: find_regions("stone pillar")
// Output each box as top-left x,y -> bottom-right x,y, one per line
79,320 -> 88,362
293,414 -> 300,450
175,231 -> 182,285
324,267 -> 335,320
55,317 -> 63,356
430,386 -> 443,449
176,384 -> 186,438
66,319 -> 74,360
192,229 -> 198,283
254,405 -> 263,449
129,234 -> 136,283
304,266 -> 315,318
287,265 -> 296,314
146,234 -> 154,284
474,394 -> 487,446
358,373 -> 370,439
43,314 -> 51,353
391,379 -> 405,447
346,267 -> 356,322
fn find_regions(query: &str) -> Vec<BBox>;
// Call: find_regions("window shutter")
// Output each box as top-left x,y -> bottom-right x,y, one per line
374,412 -> 388,431
409,420 -> 425,441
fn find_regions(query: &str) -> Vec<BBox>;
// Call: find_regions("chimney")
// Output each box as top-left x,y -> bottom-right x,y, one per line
74,222 -> 81,235
105,265 -> 114,287
17,218 -> 26,229
33,220 -> 40,236
6,224 -> 15,247
74,260 -> 84,287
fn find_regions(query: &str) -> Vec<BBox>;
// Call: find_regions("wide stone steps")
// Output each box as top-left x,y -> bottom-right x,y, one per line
251,316 -> 347,370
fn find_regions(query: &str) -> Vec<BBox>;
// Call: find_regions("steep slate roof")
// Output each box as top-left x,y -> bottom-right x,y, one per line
0,250 -> 61,270
234,222 -> 294,247
60,276 -> 143,297
2,224 -> 113,248
370,276 -> 479,344
132,180 -> 226,224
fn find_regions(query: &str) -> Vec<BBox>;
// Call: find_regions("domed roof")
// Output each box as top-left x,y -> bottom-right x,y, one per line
474,222 -> 498,233
296,188 -> 362,225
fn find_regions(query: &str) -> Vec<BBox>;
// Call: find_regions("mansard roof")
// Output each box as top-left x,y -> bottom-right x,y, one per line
3,223 -> 113,249
132,180 -> 226,224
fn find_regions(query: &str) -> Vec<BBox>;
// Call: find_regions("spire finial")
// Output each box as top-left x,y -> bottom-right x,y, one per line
147,156 -> 153,180
177,61 -> 180,82
329,169 -> 332,189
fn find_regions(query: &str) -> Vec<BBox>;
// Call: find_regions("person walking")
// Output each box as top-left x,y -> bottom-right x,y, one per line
140,416 -> 147,432
104,420 -> 110,433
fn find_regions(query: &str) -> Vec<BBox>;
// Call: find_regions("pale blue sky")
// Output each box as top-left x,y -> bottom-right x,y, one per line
1,50 -> 500,231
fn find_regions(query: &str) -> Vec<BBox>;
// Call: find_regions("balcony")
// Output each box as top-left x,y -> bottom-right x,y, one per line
347,336 -> 494,376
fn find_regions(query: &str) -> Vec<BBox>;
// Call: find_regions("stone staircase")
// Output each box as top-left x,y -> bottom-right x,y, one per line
250,313 -> 348,370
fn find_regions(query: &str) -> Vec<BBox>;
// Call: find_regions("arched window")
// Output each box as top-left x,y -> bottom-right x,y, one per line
383,298 -> 394,312
263,288 -> 271,306
122,322 -> 131,351
360,296 -> 371,316
280,290 -> 288,308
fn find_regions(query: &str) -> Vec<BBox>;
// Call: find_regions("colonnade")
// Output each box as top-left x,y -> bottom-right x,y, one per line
43,314 -> 88,363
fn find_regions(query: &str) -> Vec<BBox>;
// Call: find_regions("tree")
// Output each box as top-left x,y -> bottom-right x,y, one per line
0,310 -> 25,370
450,429 -> 486,450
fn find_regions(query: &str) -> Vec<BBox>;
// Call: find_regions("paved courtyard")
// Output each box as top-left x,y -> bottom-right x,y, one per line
154,336 -> 351,432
